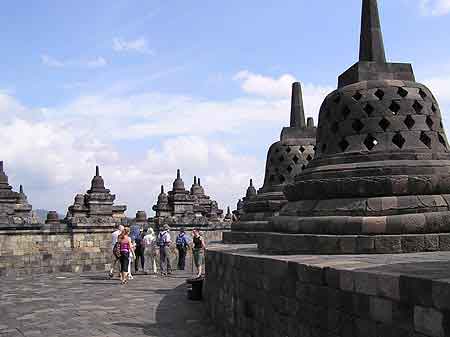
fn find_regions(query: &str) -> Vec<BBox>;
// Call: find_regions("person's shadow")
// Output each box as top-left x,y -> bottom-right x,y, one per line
113,283 -> 220,337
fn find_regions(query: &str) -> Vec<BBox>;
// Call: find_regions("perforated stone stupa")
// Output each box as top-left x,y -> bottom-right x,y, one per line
263,0 -> 450,254
226,83 -> 316,242
0,161 -> 34,227
65,166 -> 127,227
152,170 -> 226,229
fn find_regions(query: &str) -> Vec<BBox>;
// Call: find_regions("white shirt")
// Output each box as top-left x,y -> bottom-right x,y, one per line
111,230 -> 121,249
158,231 -> 171,246
143,233 -> 156,248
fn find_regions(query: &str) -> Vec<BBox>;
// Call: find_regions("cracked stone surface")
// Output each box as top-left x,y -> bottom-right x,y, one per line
0,271 -> 220,337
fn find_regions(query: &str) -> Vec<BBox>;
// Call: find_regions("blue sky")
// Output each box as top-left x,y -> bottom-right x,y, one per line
1,0 -> 450,215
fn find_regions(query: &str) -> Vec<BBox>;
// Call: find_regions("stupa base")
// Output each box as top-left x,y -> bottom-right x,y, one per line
256,232 -> 450,254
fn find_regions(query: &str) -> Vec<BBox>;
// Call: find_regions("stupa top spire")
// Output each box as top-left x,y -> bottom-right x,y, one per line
359,0 -> 386,63
290,82 -> 305,128
338,0 -> 415,88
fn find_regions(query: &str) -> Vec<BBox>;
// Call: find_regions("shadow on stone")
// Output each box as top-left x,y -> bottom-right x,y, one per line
113,283 -> 220,337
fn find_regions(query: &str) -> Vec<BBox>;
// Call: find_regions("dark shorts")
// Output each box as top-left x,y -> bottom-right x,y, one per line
120,252 -> 130,272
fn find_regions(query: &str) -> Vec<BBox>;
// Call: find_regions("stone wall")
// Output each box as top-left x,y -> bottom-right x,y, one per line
205,244 -> 450,337
0,228 -> 113,277
0,226 -> 226,277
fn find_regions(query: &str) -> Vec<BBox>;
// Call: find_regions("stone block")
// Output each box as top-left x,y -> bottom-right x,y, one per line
432,280 -> 450,311
425,234 -> 439,251
402,235 -> 425,253
340,236 -> 357,254
376,273 -> 400,301
414,306 -> 444,337
354,271 -> 377,296
370,297 -> 393,324
375,235 -> 402,253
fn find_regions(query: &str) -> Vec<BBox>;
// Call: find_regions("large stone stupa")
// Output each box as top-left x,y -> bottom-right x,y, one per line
263,0 -> 450,254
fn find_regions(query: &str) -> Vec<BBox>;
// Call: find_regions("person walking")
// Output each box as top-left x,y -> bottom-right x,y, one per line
158,225 -> 172,276
127,240 -> 136,280
118,228 -> 133,284
109,224 -> 124,278
143,228 -> 157,275
192,228 -> 205,279
134,229 -> 145,273
175,228 -> 189,271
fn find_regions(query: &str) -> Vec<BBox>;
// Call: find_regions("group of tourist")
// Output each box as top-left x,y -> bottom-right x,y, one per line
110,224 -> 205,285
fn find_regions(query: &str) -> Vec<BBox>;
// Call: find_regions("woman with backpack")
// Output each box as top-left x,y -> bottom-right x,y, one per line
117,227 -> 133,284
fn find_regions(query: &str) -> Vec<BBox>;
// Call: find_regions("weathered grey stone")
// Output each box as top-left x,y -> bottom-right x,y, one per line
414,306 -> 444,337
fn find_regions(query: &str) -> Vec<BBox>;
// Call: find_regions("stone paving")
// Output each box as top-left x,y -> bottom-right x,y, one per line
0,271 -> 221,337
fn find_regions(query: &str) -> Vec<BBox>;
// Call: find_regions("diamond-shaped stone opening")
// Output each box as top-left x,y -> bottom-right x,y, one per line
392,133 -> 406,149
278,155 -> 285,163
374,89 -> 385,100
404,115 -> 415,130
419,89 -> 427,100
364,103 -> 374,117
352,119 -> 364,133
299,146 -> 306,153
321,144 -> 327,152
306,154 -> 313,161
301,164 -> 307,170
432,104 -> 437,113
331,122 -> 339,134
379,118 -> 390,131
285,147 -> 291,153
426,116 -> 434,130
275,148 -> 280,153
342,106 -> 351,119
413,100 -> 423,114
390,101 -> 401,115
286,165 -> 293,173
420,132 -> 432,149
364,134 -> 378,151
338,138 -> 349,152
293,155 -> 299,164
353,92 -> 362,101
439,133 -> 447,149
398,87 -> 408,98
279,175 -> 286,183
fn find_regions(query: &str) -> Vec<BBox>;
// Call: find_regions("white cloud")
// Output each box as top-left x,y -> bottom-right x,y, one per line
419,0 -> 450,16
0,71 -> 331,216
113,37 -> 154,55
234,70 -> 296,98
40,54 -> 107,69
86,57 -> 107,68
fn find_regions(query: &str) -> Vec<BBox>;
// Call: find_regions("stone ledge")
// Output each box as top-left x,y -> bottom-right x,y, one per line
255,232 -> 450,254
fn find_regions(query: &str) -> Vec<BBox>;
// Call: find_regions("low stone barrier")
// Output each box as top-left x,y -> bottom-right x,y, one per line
205,244 -> 450,337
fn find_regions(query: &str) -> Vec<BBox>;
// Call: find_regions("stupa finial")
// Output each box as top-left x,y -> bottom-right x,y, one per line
198,178 -> 201,186
177,169 -> 181,179
0,161 -> 3,171
290,82 -> 306,128
359,0 -> 386,63
161,185 -> 164,193
250,179 -> 253,187
95,165 -> 100,177
20,185 -> 23,193
194,176 -> 197,184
